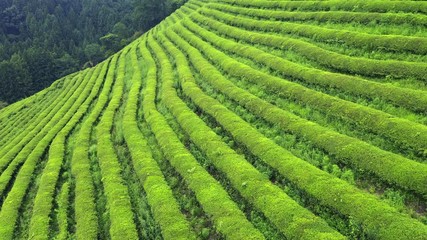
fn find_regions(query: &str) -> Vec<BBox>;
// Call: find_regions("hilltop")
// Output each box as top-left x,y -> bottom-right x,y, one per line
0,0 -> 426,239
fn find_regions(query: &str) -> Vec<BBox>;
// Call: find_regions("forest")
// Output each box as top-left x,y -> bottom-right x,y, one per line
0,0 -> 185,105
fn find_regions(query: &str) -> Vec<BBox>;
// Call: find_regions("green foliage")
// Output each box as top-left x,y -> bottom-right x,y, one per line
162,12 -> 427,238
190,6 -> 427,83
217,0 -> 427,14
0,63 -> 102,239
383,189 -> 406,212
0,53 -> 31,102
95,48 -> 139,240
67,58 -> 116,239
0,0 -> 186,104
0,0 -> 426,239
198,4 -> 427,55
208,2 -> 427,26
0,101 -> 7,110
172,12 -> 427,195
28,61 -> 109,240
133,0 -> 168,31
122,40 -> 196,239
100,33 -> 122,56
56,182 -> 70,240
84,43 -> 104,65
143,35 -> 264,239
154,31 -> 344,239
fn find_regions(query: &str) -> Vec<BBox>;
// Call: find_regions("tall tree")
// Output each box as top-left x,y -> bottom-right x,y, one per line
0,53 -> 31,102
133,0 -> 168,31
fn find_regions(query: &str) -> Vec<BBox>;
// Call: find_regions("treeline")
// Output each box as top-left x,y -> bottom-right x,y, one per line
0,0 -> 186,104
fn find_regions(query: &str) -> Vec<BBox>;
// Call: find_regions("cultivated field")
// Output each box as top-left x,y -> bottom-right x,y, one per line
0,0 -> 426,239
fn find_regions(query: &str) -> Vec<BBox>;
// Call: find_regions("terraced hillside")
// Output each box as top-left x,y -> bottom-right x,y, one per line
0,0 -> 426,239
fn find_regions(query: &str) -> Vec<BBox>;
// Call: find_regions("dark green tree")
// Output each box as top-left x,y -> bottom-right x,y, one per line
0,53 -> 31,102
132,0 -> 168,31
100,33 -> 121,56
84,43 -> 104,65
23,48 -> 58,92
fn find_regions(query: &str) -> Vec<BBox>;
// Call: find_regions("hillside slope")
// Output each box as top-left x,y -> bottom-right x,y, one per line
0,0 -> 426,239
